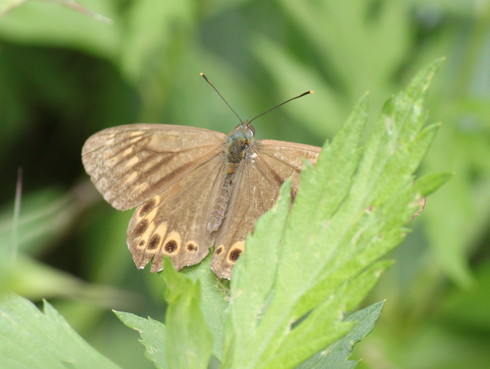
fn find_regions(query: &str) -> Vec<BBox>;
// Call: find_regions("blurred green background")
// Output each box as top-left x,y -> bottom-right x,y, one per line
1,0 -> 489,368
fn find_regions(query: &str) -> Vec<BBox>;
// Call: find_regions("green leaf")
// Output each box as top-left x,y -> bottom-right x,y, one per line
0,0 -> 26,16
296,302 -> 384,369
120,0 -> 197,117
116,257 -> 223,369
0,252 -> 130,305
296,301 -> 384,369
116,260 -> 214,369
256,0 -> 412,137
414,172 -> 452,197
253,36 -> 344,137
220,59 -> 444,369
115,311 -> 167,369
0,187 -> 130,304
0,294 -> 121,369
183,254 -> 229,361
162,258 -> 213,369
0,189 -> 75,255
422,125 -> 477,286
268,262 -> 391,369
0,0 -> 118,57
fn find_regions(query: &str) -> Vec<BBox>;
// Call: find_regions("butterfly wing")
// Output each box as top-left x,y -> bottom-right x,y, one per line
127,152 -> 228,271
82,123 -> 229,272
82,124 -> 226,210
253,139 -> 321,199
211,139 -> 321,278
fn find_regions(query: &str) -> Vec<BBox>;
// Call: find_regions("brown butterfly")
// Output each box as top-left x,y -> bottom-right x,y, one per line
81,75 -> 321,279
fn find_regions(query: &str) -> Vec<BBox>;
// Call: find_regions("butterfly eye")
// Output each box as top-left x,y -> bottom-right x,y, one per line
247,126 -> 255,136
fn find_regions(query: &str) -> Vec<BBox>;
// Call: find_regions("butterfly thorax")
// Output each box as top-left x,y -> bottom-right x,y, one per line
207,122 -> 255,233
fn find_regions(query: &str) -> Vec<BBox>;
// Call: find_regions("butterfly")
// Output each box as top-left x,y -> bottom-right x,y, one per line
81,76 -> 321,279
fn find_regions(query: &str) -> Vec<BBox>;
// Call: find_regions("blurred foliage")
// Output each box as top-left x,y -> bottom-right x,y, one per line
0,0 -> 489,368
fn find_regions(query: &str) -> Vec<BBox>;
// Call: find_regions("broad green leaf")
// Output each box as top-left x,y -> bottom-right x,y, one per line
0,187 -> 94,255
441,258 -> 490,330
0,185 -> 130,304
183,254 -> 229,360
116,258 -> 222,369
0,252 -> 130,305
423,127 -> 477,286
221,59 -> 445,369
0,0 -> 26,16
117,260 -> 214,369
0,294 -> 121,369
162,258 -> 213,369
266,262 -> 391,369
253,36 -> 344,137
0,0 -> 118,57
296,301 -> 385,369
0,0 -> 111,21
414,172 -> 452,197
120,0 -> 197,119
258,0 -> 411,135
115,311 -> 167,369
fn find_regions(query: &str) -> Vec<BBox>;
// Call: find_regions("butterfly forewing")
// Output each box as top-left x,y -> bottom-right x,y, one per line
211,139 -> 321,278
82,124 -> 226,210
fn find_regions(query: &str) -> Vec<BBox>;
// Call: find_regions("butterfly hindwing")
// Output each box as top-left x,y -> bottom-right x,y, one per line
211,139 -> 320,278
255,140 -> 321,185
128,152 -> 227,271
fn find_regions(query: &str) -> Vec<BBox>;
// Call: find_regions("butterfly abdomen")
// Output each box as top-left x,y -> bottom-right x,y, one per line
206,126 -> 253,233
207,172 -> 235,233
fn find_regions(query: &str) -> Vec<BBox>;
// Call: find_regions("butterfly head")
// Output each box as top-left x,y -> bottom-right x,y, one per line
231,120 -> 255,136
227,121 -> 255,164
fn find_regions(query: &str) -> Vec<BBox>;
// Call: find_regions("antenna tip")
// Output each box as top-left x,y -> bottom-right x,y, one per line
200,73 -> 210,83
309,90 -> 315,94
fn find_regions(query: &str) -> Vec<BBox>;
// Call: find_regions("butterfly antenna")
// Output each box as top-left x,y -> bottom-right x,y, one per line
200,73 -> 243,123
249,90 -> 314,124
